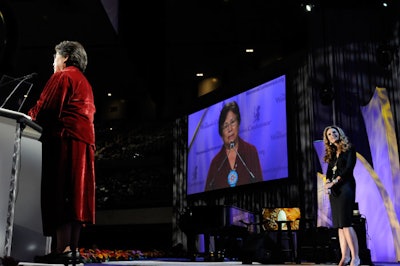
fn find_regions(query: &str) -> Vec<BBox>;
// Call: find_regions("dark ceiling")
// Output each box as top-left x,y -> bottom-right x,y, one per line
0,0 -> 397,127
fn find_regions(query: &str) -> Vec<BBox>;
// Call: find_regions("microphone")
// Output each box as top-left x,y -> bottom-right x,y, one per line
208,142 -> 233,189
0,73 -> 37,109
229,141 -> 235,149
18,72 -> 37,80
217,142 -> 234,172
0,73 -> 37,88
230,141 -> 256,180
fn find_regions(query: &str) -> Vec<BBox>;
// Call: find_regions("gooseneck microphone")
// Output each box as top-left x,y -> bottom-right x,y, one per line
230,141 -> 256,180
17,72 -> 38,80
229,141 -> 235,149
0,73 -> 37,109
208,142 -> 233,190
217,142 -> 233,172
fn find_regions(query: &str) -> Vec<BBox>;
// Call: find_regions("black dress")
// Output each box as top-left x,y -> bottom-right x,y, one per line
326,146 -> 357,228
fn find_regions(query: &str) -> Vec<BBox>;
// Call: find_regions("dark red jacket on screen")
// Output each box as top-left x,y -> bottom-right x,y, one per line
205,137 -> 263,191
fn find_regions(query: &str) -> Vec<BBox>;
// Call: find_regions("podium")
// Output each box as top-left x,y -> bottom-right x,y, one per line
0,108 -> 49,261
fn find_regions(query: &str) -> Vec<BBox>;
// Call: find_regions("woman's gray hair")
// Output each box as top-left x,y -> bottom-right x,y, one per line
55,40 -> 88,72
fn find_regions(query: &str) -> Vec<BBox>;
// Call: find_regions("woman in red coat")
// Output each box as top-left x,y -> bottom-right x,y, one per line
28,40 -> 95,264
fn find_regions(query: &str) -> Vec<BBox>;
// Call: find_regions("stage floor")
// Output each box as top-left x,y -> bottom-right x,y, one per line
101,261 -> 398,266
17,260 -> 399,266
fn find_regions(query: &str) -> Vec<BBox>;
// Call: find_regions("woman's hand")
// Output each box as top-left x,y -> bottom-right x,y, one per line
324,180 -> 334,194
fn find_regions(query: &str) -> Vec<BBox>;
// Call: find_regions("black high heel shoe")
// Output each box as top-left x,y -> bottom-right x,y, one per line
58,250 -> 83,264
34,250 -> 82,264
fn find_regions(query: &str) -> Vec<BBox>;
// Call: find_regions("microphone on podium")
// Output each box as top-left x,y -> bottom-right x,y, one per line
17,72 -> 38,80
0,72 -> 37,109
230,141 -> 256,180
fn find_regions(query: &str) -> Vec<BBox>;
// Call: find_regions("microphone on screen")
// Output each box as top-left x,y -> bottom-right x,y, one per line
230,141 -> 256,180
209,141 -> 234,190
229,141 -> 235,149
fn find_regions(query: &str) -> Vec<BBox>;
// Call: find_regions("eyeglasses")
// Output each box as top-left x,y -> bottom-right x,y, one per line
222,119 -> 237,131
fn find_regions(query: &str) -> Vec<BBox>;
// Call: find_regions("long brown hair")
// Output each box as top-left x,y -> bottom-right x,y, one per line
322,125 -> 352,163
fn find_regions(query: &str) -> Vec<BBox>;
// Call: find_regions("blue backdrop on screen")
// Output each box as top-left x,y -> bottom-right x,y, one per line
187,75 -> 288,195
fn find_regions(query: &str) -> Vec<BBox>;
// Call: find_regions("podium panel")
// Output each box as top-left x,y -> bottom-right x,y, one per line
0,108 -> 49,262
0,115 -> 18,256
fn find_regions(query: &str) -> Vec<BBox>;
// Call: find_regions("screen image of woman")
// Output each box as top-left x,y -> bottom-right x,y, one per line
204,101 -> 263,191
187,75 -> 287,195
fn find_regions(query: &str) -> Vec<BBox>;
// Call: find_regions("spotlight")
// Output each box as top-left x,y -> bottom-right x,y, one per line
301,3 -> 315,12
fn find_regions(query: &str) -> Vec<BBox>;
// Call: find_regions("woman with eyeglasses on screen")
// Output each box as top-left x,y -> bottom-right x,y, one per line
204,101 -> 263,191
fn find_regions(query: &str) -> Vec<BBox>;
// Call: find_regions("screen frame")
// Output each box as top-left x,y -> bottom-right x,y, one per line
186,73 -> 290,196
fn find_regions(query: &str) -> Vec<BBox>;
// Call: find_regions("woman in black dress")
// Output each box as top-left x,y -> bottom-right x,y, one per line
323,125 -> 360,266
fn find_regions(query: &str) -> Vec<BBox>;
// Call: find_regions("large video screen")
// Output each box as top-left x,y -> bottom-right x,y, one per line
187,74 -> 288,195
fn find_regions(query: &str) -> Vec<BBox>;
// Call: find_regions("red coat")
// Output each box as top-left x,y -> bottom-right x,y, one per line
205,137 -> 263,191
28,66 -> 96,235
